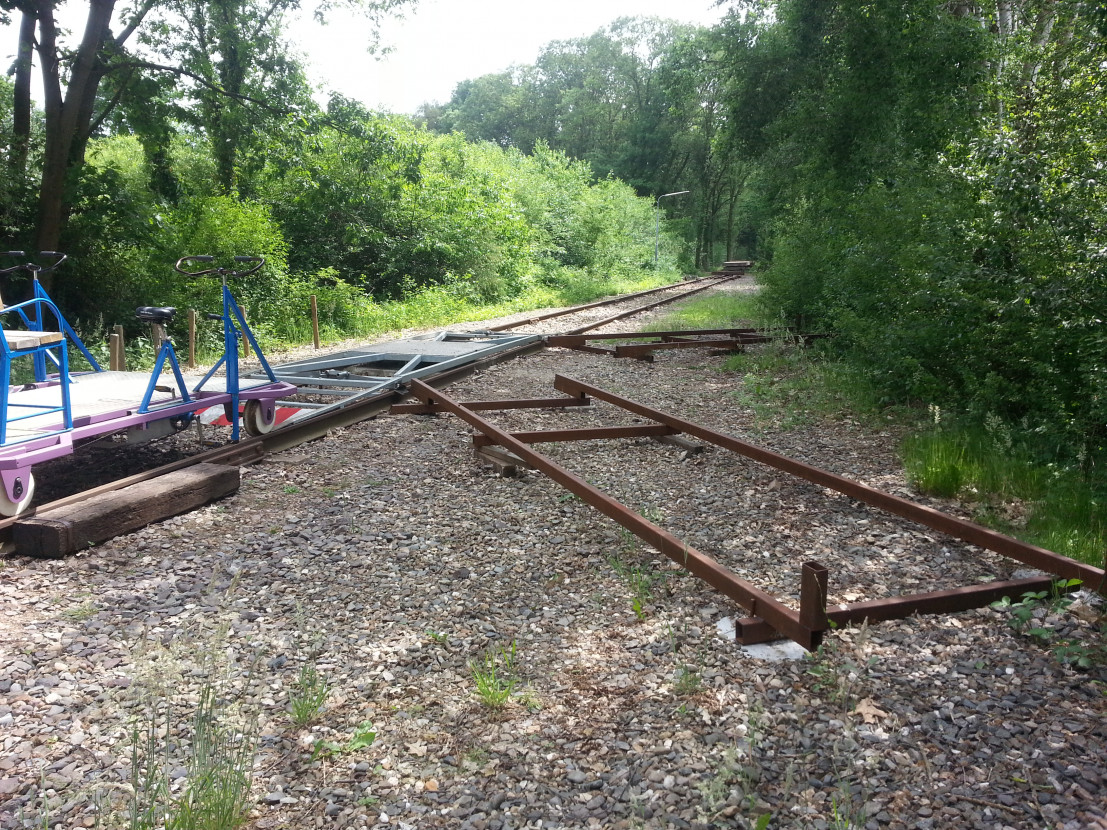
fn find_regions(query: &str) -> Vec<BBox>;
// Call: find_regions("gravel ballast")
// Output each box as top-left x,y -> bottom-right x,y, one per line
1,280 -> 1105,829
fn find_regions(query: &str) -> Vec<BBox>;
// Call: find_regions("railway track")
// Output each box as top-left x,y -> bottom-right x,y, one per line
6,268 -> 1105,650
0,276 -> 737,550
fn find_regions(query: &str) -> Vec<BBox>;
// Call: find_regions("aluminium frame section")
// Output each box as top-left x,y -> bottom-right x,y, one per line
246,332 -> 541,418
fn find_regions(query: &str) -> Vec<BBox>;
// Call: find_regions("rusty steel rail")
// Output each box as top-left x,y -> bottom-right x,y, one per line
404,378 -> 828,650
390,396 -> 592,416
547,328 -> 760,346
735,575 -> 1072,644
554,374 -> 1106,592
613,338 -> 745,360
472,424 -> 678,446
487,276 -> 715,332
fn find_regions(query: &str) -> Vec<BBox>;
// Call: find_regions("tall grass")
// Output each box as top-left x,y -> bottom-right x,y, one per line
903,424 -> 1107,567
643,293 -> 760,331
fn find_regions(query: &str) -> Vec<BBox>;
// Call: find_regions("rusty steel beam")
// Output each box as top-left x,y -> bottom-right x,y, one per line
390,396 -> 592,415
735,575 -> 1068,644
563,344 -> 616,357
472,424 -> 677,447
554,375 -> 1107,592
800,562 -> 830,634
562,276 -> 742,336
406,378 -> 823,649
548,328 -> 759,346
488,277 -> 714,332
614,339 -> 743,359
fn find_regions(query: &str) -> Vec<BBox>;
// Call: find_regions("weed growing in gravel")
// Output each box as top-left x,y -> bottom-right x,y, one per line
61,600 -> 98,621
672,665 -> 702,696
120,675 -> 258,830
311,721 -> 378,760
992,580 -> 1107,668
289,662 -> 331,725
469,640 -> 519,708
805,626 -> 876,708
696,710 -> 773,828
607,554 -> 664,620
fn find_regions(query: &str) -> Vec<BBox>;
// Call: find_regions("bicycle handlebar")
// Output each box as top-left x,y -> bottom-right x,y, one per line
0,250 -> 67,275
174,255 -> 265,278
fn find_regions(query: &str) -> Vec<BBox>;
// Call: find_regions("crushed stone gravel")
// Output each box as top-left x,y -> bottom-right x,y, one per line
1,279 -> 1105,830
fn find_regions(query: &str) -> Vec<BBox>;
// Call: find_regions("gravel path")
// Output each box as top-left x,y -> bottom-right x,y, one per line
1,279 -> 1105,830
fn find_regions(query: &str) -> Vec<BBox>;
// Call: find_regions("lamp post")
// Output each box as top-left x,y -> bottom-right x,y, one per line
655,190 -> 690,269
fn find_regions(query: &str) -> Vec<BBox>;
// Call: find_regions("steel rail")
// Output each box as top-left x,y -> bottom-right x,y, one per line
390,396 -> 592,415
561,275 -> 742,336
471,424 -> 678,446
554,375 -> 1107,592
487,276 -> 715,332
405,378 -> 824,649
735,575 -> 1068,644
547,328 -> 759,348
613,339 -> 744,360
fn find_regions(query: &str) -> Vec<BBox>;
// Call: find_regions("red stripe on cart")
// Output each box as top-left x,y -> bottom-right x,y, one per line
195,406 -> 299,427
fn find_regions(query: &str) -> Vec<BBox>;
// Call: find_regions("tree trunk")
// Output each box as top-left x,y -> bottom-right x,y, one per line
34,0 -> 116,288
9,10 -> 36,179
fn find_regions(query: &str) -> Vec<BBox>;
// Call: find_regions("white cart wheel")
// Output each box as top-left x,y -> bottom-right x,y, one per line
0,473 -> 35,517
242,399 -> 275,437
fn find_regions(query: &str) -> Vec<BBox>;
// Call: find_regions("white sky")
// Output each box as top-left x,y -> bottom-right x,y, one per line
291,0 -> 729,113
2,1 -> 728,115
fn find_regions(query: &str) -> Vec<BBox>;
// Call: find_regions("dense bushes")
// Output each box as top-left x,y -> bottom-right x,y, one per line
31,106 -> 676,355
735,0 -> 1107,474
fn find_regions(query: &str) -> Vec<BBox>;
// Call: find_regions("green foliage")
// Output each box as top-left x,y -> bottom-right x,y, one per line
732,0 -> 1107,480
311,721 -> 378,759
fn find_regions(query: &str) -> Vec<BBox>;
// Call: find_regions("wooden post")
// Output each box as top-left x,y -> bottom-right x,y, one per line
108,333 -> 122,371
238,305 -> 251,358
188,309 -> 196,369
310,294 -> 321,349
111,325 -> 125,371
151,323 -> 166,357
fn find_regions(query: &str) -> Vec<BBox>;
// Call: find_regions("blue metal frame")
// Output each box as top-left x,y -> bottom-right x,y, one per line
0,296 -> 73,445
138,338 -> 192,413
188,269 -> 279,442
29,279 -> 102,380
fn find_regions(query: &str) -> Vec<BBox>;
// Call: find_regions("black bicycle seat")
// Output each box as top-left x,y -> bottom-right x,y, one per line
135,306 -> 177,323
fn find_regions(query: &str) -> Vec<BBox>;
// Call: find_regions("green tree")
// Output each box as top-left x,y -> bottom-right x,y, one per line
0,0 -> 416,284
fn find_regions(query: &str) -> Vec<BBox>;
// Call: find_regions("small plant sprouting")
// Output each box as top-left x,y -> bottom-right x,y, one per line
673,665 -> 702,696
992,579 -> 1105,668
426,630 -> 449,644
469,640 -> 519,709
62,601 -> 98,621
312,720 -> 377,760
289,663 -> 330,726
283,485 -> 300,494
991,578 -> 1081,638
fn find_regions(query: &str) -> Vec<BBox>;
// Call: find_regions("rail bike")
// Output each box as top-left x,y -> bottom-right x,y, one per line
0,252 -> 296,516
